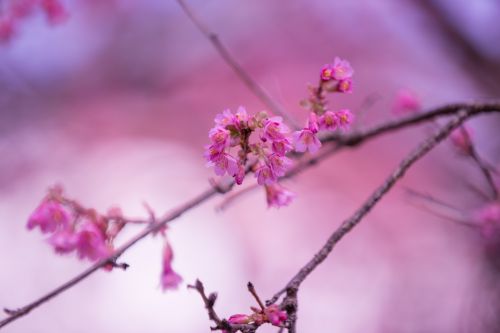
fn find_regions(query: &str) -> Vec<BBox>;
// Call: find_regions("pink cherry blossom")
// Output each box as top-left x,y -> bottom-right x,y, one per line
265,183 -> 295,208
450,126 -> 473,155
320,64 -> 334,81
41,0 -> 68,25
255,164 -> 277,185
271,139 -> 293,156
336,78 -> 353,93
234,106 -> 249,125
262,117 -> 289,142
208,126 -> 230,149
234,163 -> 245,185
212,152 -> 239,177
27,200 -> 71,233
160,242 -> 182,290
264,304 -> 287,326
319,111 -> 338,131
336,109 -> 354,130
48,229 -> 77,254
474,202 -> 500,239
293,129 -> 321,153
228,314 -> 251,324
73,220 -> 112,261
307,112 -> 319,133
267,153 -> 292,177
215,109 -> 236,127
0,19 -> 15,43
331,57 -> 354,80
393,89 -> 421,115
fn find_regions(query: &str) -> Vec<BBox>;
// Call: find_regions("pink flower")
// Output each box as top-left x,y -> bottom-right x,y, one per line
336,78 -> 353,93
336,109 -> 354,130
271,139 -> 293,156
262,117 -> 289,142
213,153 -> 239,177
11,0 -> 38,19
208,126 -> 230,149
160,242 -> 182,290
48,229 -> 77,254
0,19 -> 15,43
255,164 -> 277,185
320,64 -> 334,81
293,129 -> 321,153
393,89 -> 421,115
41,0 -> 68,25
205,146 -> 239,177
267,153 -> 292,177
228,314 -> 251,324
27,200 -> 71,233
234,106 -> 249,125
73,220 -> 112,261
450,126 -> 473,155
307,112 -> 319,133
265,183 -> 295,208
215,109 -> 236,127
319,111 -> 338,131
331,57 -> 354,80
264,304 -> 287,326
474,202 -> 500,239
234,163 -> 245,185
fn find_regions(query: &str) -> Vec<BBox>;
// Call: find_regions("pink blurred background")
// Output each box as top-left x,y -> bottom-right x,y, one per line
1,0 -> 500,332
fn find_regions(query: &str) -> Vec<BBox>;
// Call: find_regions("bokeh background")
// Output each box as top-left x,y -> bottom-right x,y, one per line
1,0 -> 500,332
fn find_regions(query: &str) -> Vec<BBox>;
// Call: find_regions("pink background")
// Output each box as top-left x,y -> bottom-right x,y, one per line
1,0 -> 499,332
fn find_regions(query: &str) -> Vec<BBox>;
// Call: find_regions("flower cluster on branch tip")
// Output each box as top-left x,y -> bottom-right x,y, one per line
27,185 -> 182,290
0,0 -> 68,43
205,57 -> 355,208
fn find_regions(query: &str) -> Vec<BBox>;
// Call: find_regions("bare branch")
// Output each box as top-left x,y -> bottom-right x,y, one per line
176,0 -> 299,129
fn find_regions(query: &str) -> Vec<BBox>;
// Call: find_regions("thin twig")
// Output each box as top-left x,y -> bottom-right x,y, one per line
176,0 -> 299,129
469,146 -> 499,200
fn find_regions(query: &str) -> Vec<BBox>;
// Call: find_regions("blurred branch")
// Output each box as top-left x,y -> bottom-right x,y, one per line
404,188 -> 478,228
468,145 -> 498,200
176,0 -> 300,129
1,103 -> 499,330
416,0 -> 500,94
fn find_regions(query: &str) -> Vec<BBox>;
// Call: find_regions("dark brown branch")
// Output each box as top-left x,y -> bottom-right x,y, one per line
267,108 -> 489,323
324,102 -> 500,147
176,0 -> 299,129
189,280 -> 260,333
188,279 -> 223,326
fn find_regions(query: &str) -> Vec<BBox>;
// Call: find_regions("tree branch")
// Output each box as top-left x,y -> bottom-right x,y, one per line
176,0 -> 299,129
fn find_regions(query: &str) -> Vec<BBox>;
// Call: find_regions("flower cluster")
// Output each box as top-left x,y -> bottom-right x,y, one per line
204,107 -> 295,208
27,187 -> 113,261
295,57 -> 355,153
0,0 -> 67,44
205,57 -> 355,208
224,304 -> 287,331
27,186 -> 182,289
